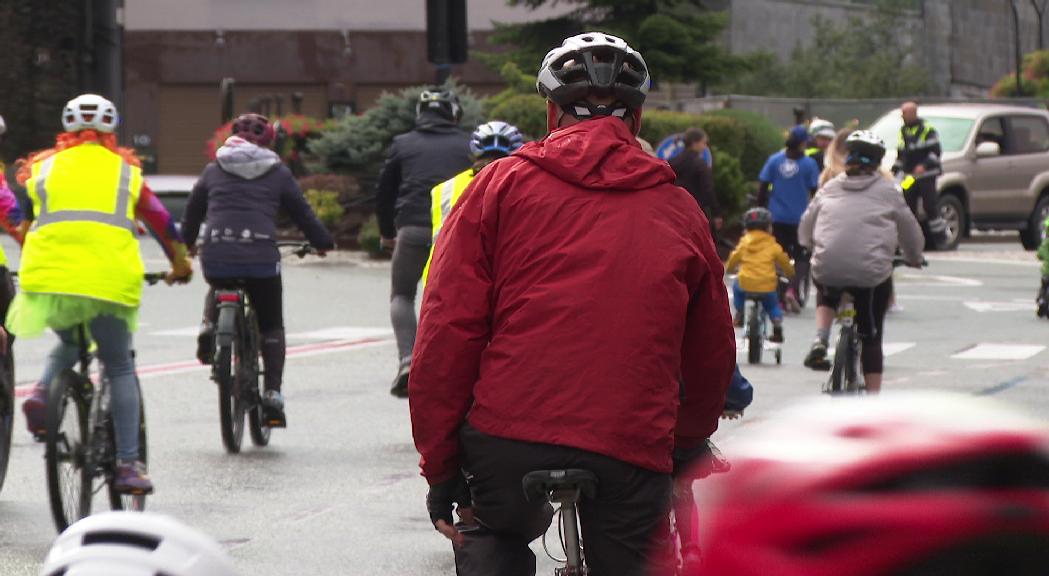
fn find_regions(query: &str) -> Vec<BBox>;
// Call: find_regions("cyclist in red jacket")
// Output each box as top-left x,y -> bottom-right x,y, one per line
410,32 -> 734,575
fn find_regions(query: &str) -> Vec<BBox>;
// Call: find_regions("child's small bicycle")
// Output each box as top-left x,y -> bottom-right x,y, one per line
743,294 -> 781,365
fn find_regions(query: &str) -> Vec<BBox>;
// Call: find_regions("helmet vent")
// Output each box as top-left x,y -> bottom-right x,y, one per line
83,530 -> 161,550
860,453 -> 1049,492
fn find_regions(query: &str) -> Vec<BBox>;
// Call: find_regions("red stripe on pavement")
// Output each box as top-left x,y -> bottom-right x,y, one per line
15,337 -> 389,398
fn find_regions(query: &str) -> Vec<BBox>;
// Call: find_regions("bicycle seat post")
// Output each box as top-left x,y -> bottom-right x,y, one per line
553,487 -> 583,570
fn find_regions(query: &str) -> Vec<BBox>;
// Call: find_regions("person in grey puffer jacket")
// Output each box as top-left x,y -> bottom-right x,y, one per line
798,130 -> 923,393
182,114 -> 334,425
376,88 -> 472,397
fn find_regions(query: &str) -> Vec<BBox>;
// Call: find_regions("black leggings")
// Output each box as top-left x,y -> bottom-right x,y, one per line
904,178 -> 938,224
815,277 -> 893,374
206,275 -> 284,333
773,223 -> 806,294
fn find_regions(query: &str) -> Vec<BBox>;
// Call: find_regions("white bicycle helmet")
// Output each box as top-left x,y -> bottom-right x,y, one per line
536,31 -> 650,120
845,130 -> 886,167
40,512 -> 237,576
0,114 -> 6,136
470,121 -> 525,158
62,94 -> 119,133
809,118 -> 835,140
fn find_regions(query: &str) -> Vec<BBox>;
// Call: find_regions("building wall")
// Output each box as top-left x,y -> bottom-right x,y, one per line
726,0 -> 1048,96
124,0 -> 571,31
126,29 -> 507,173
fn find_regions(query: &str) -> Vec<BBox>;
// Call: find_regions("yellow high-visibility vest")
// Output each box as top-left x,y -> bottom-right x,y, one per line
21,144 -> 144,306
422,168 -> 475,287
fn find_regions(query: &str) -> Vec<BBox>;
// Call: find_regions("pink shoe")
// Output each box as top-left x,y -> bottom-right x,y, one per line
22,383 -> 47,439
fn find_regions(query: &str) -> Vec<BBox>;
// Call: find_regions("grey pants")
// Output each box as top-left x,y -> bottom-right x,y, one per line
390,225 -> 432,365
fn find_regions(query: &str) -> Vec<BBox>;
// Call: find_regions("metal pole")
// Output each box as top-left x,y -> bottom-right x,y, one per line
1013,0 -> 1024,95
1032,0 -> 1048,50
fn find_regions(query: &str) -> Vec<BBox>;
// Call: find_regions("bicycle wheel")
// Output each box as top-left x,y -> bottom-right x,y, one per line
847,337 -> 865,393
747,305 -> 763,365
217,341 -> 245,454
827,329 -> 851,395
245,311 -> 270,447
0,350 -> 14,494
798,263 -> 812,309
108,393 -> 147,512
45,370 -> 92,532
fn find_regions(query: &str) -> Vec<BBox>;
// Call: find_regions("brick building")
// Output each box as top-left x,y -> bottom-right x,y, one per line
124,1 -> 568,174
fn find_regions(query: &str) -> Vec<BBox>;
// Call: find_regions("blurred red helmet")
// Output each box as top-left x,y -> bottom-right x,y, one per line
231,113 -> 275,147
694,393 -> 1049,576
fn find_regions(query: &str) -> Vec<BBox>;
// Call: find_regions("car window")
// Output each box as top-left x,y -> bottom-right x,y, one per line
922,116 -> 974,153
975,117 -> 1007,153
1007,115 -> 1049,155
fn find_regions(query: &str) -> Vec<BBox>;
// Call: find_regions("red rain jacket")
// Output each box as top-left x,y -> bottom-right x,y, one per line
410,116 -> 735,484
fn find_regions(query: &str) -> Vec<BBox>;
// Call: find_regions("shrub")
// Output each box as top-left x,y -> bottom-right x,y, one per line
704,108 -> 783,180
487,93 -> 548,141
710,145 -> 747,221
357,214 -> 385,258
304,189 -> 345,228
310,79 -> 486,175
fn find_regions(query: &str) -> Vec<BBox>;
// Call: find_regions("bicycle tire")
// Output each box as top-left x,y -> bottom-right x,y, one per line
746,305 -> 763,365
45,370 -> 92,533
798,264 -> 812,309
108,393 -> 147,512
847,337 -> 865,393
245,311 -> 270,447
0,350 -> 14,495
217,344 -> 245,454
827,329 -> 851,394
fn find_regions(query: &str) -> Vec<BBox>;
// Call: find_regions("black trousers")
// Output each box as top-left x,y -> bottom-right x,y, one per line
904,178 -> 939,225
815,277 -> 893,374
455,424 -> 672,576
204,275 -> 285,391
772,223 -> 805,295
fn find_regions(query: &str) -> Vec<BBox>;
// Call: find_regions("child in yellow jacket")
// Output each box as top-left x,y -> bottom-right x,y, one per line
725,208 -> 795,342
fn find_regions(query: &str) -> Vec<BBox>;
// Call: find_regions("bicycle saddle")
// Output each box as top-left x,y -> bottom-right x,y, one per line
522,469 -> 598,504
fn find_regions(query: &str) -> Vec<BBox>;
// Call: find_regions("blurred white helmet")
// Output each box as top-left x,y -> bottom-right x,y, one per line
809,118 -> 836,140
62,94 -> 119,134
0,114 -> 6,136
40,512 -> 237,576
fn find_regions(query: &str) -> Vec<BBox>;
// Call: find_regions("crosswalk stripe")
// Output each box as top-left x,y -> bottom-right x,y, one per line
951,344 -> 1045,360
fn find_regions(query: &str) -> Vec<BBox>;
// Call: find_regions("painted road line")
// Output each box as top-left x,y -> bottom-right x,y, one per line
151,326 -> 201,337
951,344 -> 1045,361
895,273 -> 982,287
287,326 -> 392,340
964,301 -> 1034,313
15,337 -> 394,397
882,342 -> 916,357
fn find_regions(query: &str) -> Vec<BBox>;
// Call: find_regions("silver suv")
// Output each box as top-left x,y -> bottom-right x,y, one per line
870,103 -> 1049,250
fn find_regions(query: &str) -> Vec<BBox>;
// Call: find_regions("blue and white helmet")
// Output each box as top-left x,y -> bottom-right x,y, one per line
469,121 -> 524,159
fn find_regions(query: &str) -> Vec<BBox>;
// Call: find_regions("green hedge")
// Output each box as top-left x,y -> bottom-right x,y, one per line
486,93 -> 548,141
704,108 -> 783,180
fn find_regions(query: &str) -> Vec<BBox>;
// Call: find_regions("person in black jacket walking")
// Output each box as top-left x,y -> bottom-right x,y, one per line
669,128 -> 720,242
377,88 -> 472,398
183,114 -> 334,426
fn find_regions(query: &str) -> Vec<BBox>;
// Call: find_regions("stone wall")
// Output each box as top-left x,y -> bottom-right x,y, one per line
727,0 -> 1049,96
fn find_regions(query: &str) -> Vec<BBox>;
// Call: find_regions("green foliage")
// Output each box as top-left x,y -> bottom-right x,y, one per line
357,214 -> 385,258
721,7 -> 931,99
488,94 -> 549,141
481,1 -> 746,86
710,145 -> 747,221
704,109 -> 783,179
991,50 -> 1049,98
304,189 -> 345,228
309,79 -> 485,174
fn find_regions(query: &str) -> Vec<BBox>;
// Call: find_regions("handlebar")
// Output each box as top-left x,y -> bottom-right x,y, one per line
892,256 -> 929,269
144,272 -> 168,286
276,241 -> 319,259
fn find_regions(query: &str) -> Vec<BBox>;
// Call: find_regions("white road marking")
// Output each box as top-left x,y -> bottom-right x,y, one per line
896,273 -> 982,287
951,344 -> 1045,360
883,342 -> 916,356
964,301 -> 1035,313
288,326 -> 392,340
150,326 -> 201,337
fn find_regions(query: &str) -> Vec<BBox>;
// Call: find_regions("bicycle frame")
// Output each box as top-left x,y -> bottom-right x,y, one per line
825,291 -> 864,394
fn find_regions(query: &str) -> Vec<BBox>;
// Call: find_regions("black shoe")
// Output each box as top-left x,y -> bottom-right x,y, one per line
390,363 -> 410,398
804,341 -> 831,371
262,390 -> 287,427
196,325 -> 214,365
769,325 -> 784,343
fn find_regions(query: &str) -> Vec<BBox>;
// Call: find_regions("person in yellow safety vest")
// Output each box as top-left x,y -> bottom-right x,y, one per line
10,94 -> 193,494
422,121 -> 525,285
806,118 -> 836,173
891,101 -> 946,246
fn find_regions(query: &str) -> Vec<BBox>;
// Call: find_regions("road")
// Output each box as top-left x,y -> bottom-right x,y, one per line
0,237 -> 1045,575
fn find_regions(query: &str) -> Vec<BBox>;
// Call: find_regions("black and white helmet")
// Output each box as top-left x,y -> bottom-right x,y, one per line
845,130 -> 886,167
417,88 -> 462,123
470,121 -> 525,159
62,94 -> 119,133
536,32 -> 650,120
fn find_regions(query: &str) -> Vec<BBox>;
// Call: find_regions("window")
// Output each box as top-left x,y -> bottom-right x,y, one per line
975,117 -> 1007,152
1007,116 -> 1049,155
922,116 -> 975,153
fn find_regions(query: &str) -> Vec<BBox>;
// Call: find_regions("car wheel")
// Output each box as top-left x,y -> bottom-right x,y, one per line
1020,195 -> 1049,251
935,194 -> 963,251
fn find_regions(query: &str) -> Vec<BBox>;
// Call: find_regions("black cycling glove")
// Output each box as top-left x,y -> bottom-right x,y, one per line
426,472 -> 471,527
